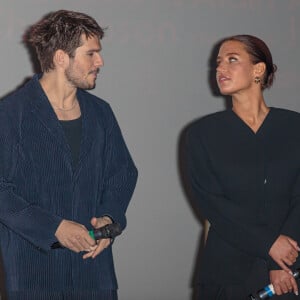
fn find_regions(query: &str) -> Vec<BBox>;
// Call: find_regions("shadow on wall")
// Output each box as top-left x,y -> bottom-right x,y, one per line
177,126 -> 208,300
0,22 -> 42,300
0,23 -> 41,101
22,23 -> 42,75
177,39 -> 231,300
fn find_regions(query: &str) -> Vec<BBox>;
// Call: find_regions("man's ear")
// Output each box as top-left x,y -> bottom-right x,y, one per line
53,49 -> 69,69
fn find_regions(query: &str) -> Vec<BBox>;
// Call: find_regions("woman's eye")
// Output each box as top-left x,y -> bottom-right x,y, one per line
229,57 -> 237,63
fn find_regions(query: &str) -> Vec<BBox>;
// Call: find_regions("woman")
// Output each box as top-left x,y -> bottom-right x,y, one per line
186,35 -> 300,299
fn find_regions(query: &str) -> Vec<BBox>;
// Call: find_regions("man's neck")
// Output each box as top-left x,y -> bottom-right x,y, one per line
39,71 -> 81,121
39,71 -> 77,106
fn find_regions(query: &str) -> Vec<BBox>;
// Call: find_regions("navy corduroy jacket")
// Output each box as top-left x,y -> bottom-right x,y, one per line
0,74 -> 138,296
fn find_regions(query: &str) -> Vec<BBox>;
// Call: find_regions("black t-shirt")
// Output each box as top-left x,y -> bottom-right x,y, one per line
59,117 -> 82,168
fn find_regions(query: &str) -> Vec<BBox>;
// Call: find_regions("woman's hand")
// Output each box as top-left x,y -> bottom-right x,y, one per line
269,235 -> 299,272
270,270 -> 298,296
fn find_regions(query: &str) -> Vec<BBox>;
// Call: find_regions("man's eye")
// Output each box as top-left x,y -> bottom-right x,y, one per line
229,57 -> 237,63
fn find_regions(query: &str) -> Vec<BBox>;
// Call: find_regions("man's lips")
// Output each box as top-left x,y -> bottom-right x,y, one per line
89,69 -> 99,76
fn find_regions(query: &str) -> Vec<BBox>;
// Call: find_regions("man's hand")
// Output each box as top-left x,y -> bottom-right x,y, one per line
269,235 -> 299,272
270,270 -> 299,296
55,219 -> 96,253
83,216 -> 113,259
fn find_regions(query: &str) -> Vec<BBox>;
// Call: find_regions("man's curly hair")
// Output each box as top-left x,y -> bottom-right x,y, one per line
27,10 -> 105,72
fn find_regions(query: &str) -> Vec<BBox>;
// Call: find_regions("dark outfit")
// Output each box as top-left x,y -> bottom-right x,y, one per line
186,108 -> 300,299
59,117 -> 82,168
0,75 -> 138,299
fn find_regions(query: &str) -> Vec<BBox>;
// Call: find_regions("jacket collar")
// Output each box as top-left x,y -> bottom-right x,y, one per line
28,74 -> 98,172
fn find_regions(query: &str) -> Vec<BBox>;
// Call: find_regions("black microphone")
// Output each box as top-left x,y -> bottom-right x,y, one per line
51,223 -> 122,249
249,268 -> 300,299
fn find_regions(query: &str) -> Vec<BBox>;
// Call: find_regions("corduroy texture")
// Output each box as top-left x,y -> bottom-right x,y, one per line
7,289 -> 118,300
0,74 -> 138,297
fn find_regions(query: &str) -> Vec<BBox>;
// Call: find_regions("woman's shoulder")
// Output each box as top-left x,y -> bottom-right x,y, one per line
185,110 -> 232,144
188,110 -> 231,132
271,107 -> 300,123
272,107 -> 300,116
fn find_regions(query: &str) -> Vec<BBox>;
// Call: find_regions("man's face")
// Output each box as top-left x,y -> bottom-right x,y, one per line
65,34 -> 103,90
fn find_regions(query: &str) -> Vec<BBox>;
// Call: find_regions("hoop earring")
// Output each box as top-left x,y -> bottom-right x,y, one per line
254,77 -> 261,84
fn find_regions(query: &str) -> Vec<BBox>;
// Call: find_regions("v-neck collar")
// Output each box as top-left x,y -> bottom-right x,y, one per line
229,107 -> 274,136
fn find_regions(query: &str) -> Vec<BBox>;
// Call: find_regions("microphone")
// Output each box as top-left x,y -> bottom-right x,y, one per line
249,268 -> 300,299
51,223 -> 122,249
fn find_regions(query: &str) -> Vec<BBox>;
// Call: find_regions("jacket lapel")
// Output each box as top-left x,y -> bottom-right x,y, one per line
27,75 -> 99,176
28,75 -> 70,155
76,90 -> 98,166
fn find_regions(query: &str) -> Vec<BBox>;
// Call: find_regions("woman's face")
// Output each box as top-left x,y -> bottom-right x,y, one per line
216,40 -> 257,96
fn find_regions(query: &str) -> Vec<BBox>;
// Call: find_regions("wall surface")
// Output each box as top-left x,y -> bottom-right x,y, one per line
0,1 -> 299,299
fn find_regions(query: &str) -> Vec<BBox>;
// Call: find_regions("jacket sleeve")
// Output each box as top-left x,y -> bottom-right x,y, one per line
0,109 -> 62,251
280,171 -> 300,244
99,105 -> 138,229
268,172 -> 300,270
185,128 -> 278,260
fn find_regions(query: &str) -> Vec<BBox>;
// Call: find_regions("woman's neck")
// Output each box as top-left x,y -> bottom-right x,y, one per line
231,94 -> 270,133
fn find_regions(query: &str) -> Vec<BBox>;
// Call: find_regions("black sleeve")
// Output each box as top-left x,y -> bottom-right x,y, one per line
280,170 -> 300,244
185,128 -> 278,260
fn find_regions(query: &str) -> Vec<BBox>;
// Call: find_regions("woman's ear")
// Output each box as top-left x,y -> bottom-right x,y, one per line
253,62 -> 266,78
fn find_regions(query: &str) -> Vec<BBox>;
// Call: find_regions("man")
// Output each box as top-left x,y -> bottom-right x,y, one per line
0,10 -> 137,299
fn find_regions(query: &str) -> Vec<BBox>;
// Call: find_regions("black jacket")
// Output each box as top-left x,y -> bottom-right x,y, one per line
186,108 -> 300,285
